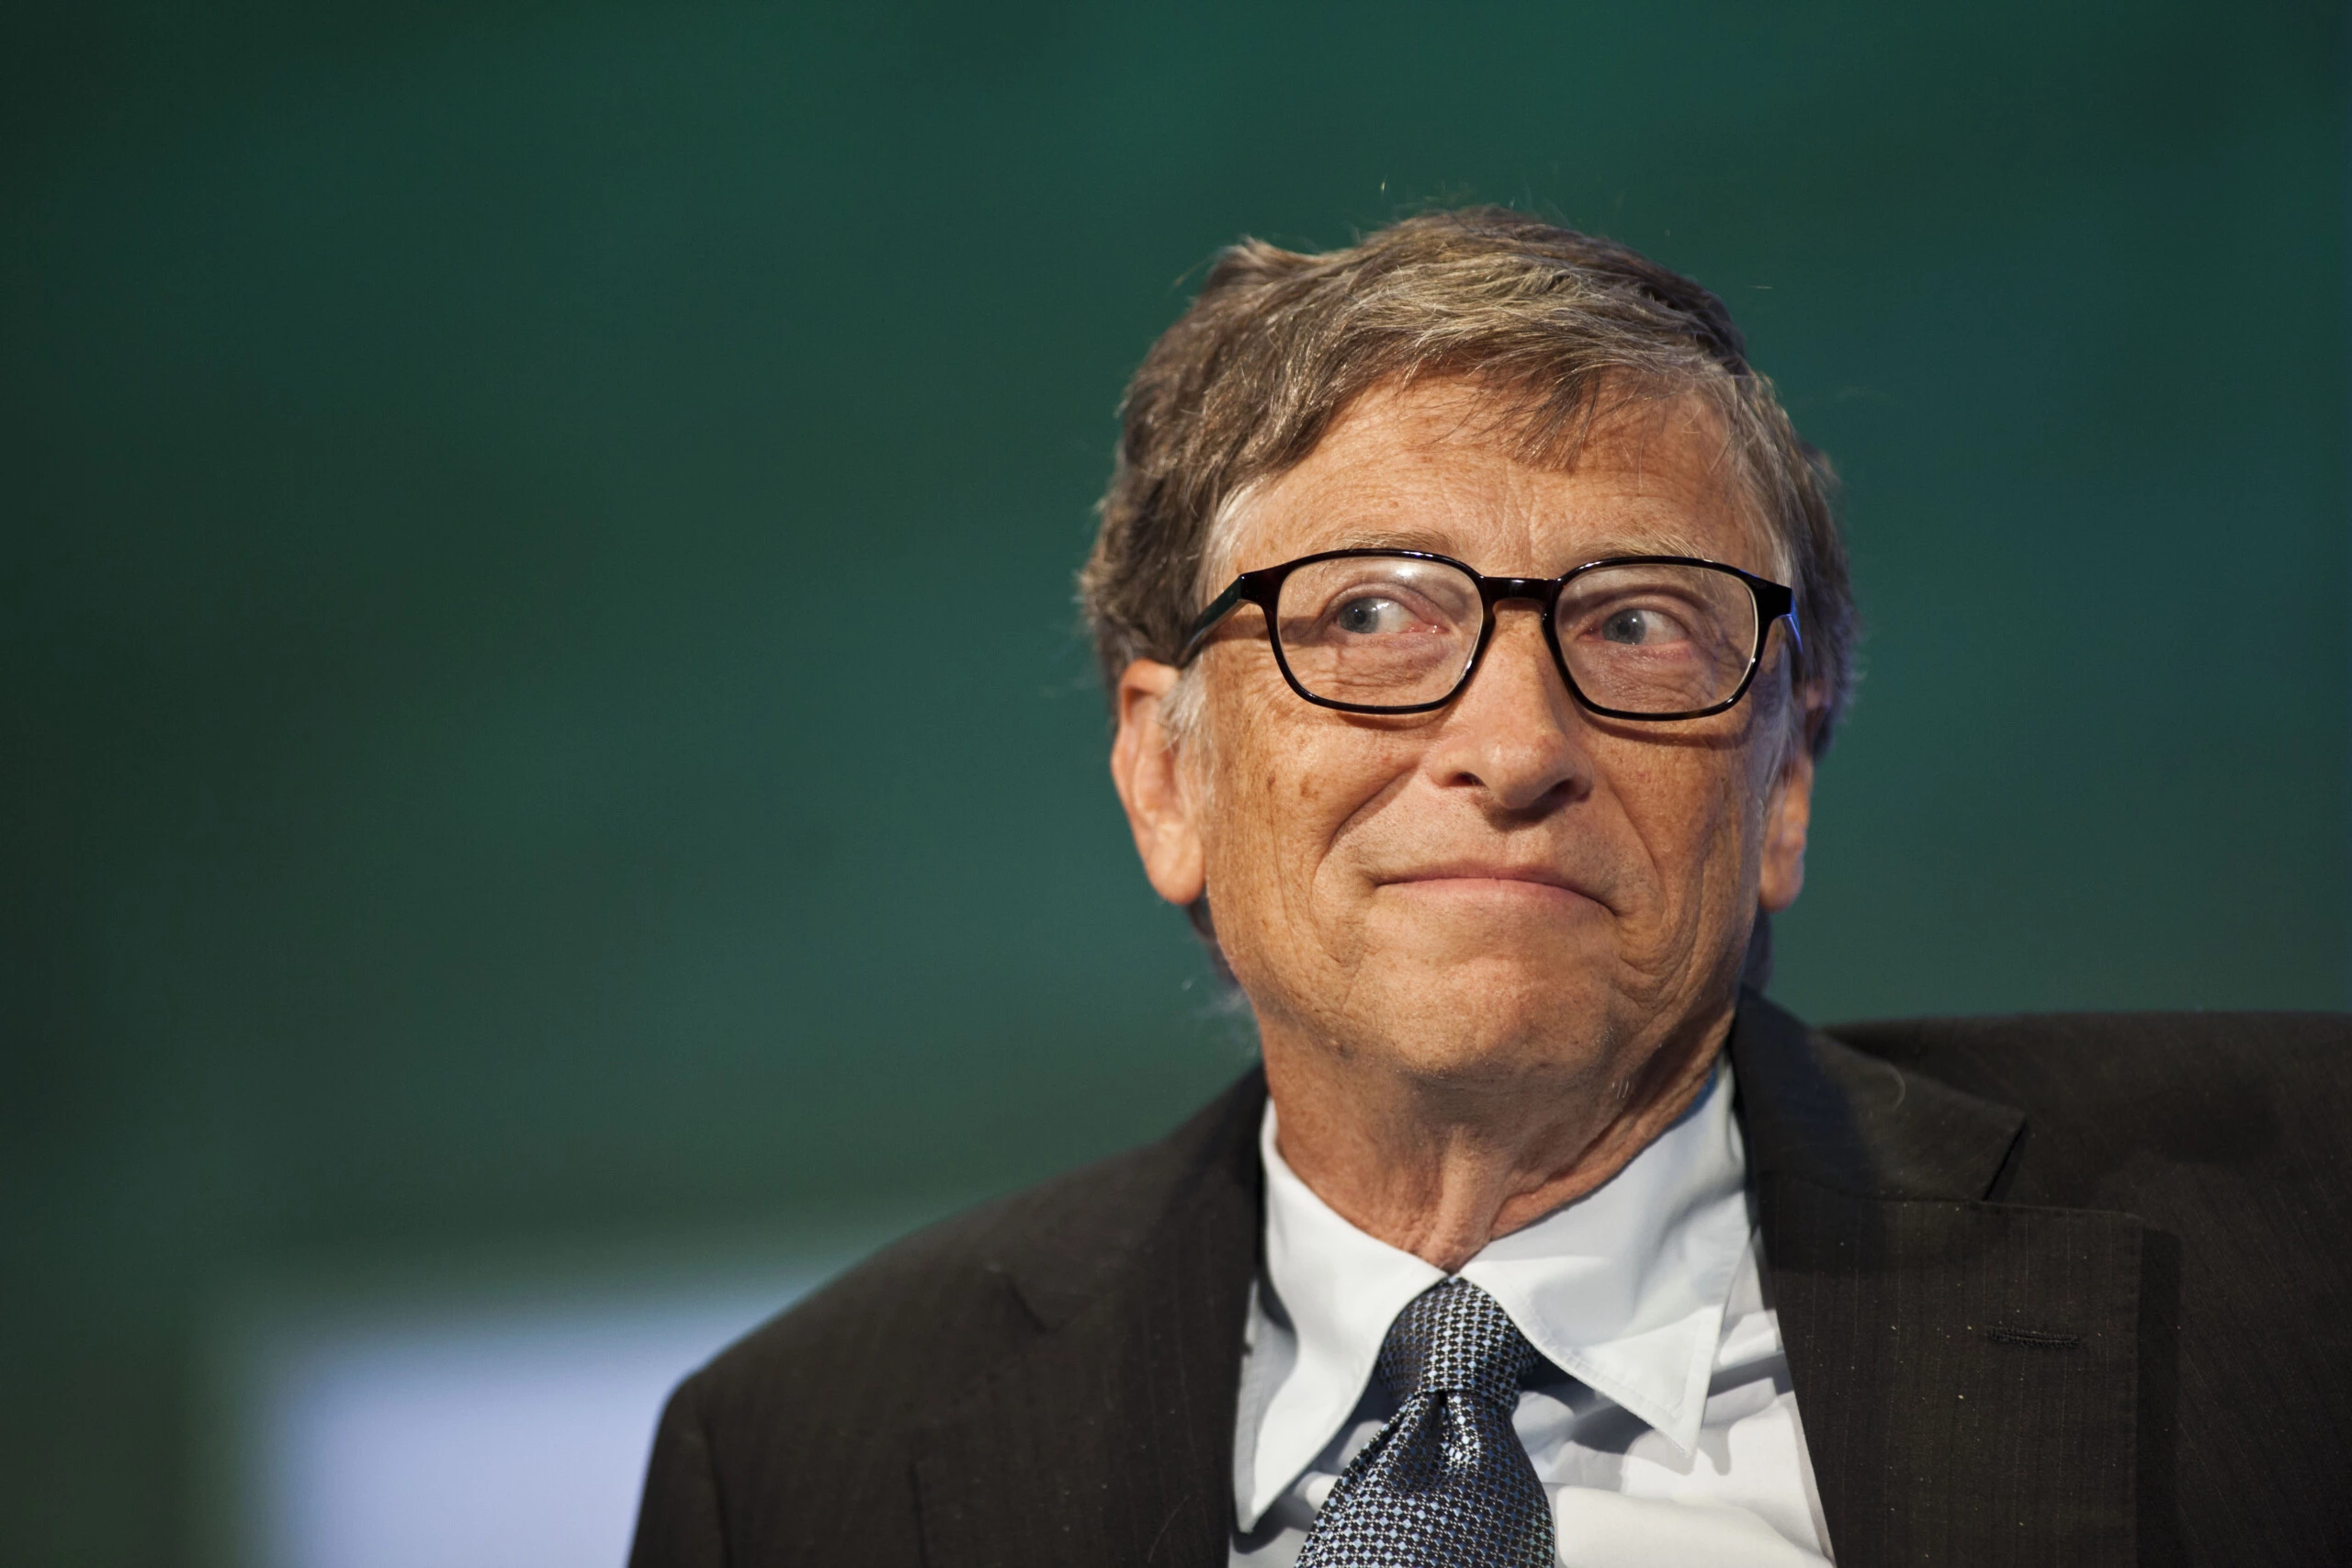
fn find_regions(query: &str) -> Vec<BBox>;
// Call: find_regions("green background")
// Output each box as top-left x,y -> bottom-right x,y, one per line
3,1 -> 2343,1562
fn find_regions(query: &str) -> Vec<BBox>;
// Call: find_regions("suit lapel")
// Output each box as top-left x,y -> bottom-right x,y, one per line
911,1074 -> 1264,1568
1735,993 -> 2144,1567
911,999 -> 2149,1566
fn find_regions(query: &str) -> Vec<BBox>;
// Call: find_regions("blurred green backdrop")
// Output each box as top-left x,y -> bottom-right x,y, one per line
2,1 -> 2344,1562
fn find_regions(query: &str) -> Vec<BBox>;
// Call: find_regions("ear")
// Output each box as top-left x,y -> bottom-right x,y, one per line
1757,700 -> 1823,915
1109,660 -> 1208,908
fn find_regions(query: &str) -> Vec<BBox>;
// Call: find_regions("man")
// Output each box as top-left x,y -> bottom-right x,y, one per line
629,209 -> 2349,1566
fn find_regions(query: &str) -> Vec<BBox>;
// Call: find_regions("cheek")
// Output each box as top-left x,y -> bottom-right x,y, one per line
1198,703 -> 1410,907
1217,731 -> 1378,874
1600,739 -> 1760,901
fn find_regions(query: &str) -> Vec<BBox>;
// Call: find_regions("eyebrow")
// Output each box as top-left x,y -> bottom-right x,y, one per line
1293,525 -> 1735,570
1317,525 -> 1461,556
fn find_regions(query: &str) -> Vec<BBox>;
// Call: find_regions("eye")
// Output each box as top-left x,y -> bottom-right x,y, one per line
1599,605 -> 1690,646
1332,595 -> 1420,635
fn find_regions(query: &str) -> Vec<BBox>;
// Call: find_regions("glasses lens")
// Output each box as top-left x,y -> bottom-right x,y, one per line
1272,555 -> 1482,707
1555,562 -> 1761,715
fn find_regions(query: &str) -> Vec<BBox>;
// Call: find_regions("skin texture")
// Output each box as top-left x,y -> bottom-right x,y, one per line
1110,378 -> 1820,1272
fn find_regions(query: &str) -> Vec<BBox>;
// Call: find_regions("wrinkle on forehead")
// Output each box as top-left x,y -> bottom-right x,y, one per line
1197,376 -> 1788,595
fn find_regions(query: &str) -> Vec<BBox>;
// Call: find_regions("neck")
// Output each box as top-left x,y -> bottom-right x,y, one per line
1261,1006 -> 1730,1273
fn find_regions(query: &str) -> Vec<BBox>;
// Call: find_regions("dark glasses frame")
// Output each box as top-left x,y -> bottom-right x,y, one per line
1176,547 -> 1799,719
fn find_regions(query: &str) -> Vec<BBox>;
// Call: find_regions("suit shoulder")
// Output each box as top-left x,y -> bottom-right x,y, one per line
1822,1010 -> 2352,1208
684,1065 -> 1266,1428
1824,1010 -> 2352,1111
636,1069 -> 1263,1563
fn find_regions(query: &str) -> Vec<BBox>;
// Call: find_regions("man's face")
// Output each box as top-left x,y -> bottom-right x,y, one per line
1114,378 -> 1815,1100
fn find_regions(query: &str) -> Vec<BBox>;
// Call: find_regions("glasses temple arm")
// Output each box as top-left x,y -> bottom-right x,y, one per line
1176,578 -> 1250,666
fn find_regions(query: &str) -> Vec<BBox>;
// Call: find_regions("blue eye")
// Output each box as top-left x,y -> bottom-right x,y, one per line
1335,596 -> 1410,634
1600,607 -> 1686,645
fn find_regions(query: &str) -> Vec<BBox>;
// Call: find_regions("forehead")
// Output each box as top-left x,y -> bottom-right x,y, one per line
1218,378 -> 1774,580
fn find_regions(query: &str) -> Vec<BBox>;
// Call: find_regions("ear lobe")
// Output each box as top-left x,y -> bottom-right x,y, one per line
1109,660 -> 1208,908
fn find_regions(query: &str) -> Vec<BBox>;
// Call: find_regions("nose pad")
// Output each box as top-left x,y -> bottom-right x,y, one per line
1464,598 -> 1575,709
1433,613 -> 1590,810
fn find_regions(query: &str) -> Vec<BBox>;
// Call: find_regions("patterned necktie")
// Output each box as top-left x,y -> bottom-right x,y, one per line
1295,1278 -> 1555,1568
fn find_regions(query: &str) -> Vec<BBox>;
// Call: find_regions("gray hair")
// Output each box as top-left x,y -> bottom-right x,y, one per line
1080,206 -> 1856,753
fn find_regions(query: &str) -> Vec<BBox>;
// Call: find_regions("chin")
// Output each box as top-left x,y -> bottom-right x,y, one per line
1351,948 -> 1626,1079
1373,901 -> 1615,977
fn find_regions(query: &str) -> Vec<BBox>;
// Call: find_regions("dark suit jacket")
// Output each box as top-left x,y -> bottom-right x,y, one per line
629,995 -> 2352,1566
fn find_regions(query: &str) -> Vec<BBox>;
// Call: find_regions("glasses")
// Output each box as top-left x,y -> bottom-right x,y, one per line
1178,549 -> 1798,718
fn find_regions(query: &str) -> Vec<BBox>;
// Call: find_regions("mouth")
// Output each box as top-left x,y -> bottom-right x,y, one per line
1377,863 -> 1607,908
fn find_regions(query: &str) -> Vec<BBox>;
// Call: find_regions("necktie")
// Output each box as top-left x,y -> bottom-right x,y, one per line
1295,1278 -> 1555,1568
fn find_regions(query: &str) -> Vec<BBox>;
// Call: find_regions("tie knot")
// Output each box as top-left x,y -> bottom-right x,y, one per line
1375,1279 -> 1539,1408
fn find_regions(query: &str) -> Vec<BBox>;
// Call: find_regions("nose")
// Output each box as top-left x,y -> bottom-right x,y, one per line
1420,602 -> 1591,813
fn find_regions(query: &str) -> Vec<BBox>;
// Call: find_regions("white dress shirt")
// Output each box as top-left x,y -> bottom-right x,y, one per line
1230,1065 -> 1835,1567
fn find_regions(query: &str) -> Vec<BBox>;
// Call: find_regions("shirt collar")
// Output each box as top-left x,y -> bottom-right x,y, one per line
1241,1063 -> 1753,1529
